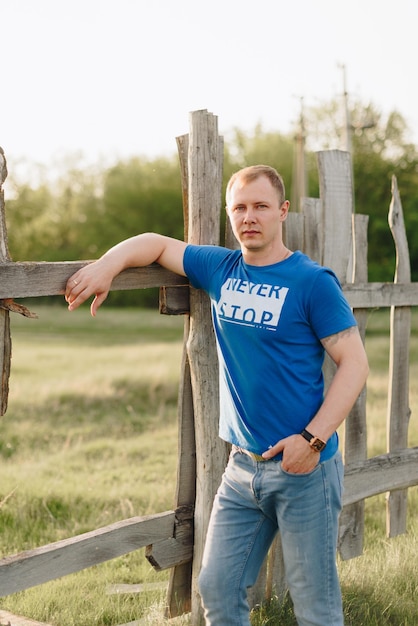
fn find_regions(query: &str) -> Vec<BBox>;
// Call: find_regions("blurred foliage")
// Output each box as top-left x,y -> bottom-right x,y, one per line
3,98 -> 418,308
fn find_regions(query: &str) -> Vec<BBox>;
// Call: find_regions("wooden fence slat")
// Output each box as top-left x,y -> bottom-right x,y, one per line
0,309 -> 11,416
186,110 -> 228,626
316,150 -> 353,282
343,448 -> 418,506
0,147 -> 11,415
300,197 -> 322,264
0,148 -> 12,415
165,134 -> 195,619
0,511 -> 176,597
283,211 -> 304,253
339,213 -> 369,560
265,533 -> 286,601
316,151 -> 353,444
386,175 -> 412,537
0,149 -> 9,262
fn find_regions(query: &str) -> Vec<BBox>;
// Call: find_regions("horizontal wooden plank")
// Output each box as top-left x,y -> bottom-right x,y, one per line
0,262 -> 188,299
146,536 -> 193,571
343,282 -> 418,308
146,504 -> 193,571
343,447 -> 418,506
0,261 -> 418,309
0,511 -> 175,597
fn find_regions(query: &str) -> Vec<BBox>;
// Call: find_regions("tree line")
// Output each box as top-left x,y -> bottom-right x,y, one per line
4,99 -> 418,307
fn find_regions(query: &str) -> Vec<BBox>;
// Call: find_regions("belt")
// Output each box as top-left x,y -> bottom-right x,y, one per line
232,444 -> 266,462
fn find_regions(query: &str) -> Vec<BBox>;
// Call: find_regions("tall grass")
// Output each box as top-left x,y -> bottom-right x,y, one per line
0,305 -> 417,625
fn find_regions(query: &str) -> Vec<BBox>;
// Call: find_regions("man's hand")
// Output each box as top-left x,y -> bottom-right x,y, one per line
262,434 -> 320,474
65,258 -> 116,316
64,233 -> 188,317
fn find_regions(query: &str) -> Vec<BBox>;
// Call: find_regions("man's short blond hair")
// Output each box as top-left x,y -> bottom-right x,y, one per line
226,165 -> 286,207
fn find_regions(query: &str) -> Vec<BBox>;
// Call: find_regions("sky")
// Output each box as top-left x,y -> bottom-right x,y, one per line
2,0 -> 418,178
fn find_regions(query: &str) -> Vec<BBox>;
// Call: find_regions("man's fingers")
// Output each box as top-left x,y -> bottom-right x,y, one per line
262,439 -> 286,459
90,292 -> 108,317
65,274 -> 82,302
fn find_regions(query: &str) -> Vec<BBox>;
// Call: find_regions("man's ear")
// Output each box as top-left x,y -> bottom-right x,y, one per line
280,200 -> 290,221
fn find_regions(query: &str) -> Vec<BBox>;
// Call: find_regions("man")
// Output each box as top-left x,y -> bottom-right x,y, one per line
65,165 -> 369,625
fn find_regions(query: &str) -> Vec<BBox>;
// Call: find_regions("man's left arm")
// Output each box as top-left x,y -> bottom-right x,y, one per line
307,325 -> 369,441
263,326 -> 369,472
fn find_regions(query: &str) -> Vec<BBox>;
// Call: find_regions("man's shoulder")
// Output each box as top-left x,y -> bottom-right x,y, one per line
293,252 -> 340,282
185,244 -> 241,262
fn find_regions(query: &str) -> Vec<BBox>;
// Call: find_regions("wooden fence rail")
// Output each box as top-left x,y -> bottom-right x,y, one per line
1,111 -> 418,624
2,261 -> 418,306
0,507 -> 193,598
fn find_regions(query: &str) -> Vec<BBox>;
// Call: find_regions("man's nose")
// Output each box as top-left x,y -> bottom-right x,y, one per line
243,208 -> 256,222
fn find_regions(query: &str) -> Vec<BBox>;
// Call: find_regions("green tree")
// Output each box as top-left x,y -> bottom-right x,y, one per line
99,156 -> 183,250
86,156 -> 184,307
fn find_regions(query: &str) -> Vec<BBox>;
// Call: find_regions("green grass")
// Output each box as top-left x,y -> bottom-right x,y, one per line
1,304 -> 185,625
0,304 -> 418,625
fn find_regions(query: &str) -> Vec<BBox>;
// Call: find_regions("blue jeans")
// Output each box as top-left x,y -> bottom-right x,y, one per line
198,447 -> 344,626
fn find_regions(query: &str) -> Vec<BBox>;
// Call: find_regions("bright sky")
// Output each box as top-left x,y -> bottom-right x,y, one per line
2,0 -> 418,174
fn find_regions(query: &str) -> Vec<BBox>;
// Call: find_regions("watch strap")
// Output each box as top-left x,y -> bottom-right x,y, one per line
300,428 -> 327,452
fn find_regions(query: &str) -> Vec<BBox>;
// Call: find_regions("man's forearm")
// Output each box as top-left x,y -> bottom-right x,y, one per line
100,233 -> 168,273
307,357 -> 369,442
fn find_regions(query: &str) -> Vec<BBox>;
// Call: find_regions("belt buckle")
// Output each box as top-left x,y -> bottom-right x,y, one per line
249,451 -> 266,462
234,445 -> 266,462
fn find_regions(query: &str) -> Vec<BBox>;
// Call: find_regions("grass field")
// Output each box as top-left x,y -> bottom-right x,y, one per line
0,303 -> 418,625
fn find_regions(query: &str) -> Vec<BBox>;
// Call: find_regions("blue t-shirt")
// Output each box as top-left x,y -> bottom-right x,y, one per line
183,245 -> 356,461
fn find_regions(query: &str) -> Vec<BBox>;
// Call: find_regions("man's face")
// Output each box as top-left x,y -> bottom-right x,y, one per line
226,175 -> 289,260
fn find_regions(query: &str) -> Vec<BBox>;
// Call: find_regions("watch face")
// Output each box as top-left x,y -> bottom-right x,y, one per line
310,437 -> 326,452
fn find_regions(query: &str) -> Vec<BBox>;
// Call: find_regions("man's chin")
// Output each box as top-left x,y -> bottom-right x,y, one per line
241,240 -> 262,250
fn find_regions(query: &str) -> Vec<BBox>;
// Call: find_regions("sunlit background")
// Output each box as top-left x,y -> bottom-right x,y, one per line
2,0 -> 418,169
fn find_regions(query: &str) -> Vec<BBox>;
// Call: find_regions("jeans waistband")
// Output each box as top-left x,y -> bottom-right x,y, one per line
232,444 -> 267,462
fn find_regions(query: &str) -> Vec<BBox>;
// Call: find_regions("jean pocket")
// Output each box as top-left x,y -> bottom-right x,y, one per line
279,461 -> 320,478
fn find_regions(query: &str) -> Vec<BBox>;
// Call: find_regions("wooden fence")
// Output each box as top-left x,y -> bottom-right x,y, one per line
0,110 -> 418,625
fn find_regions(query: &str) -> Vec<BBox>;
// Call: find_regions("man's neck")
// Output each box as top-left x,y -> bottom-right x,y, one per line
242,246 -> 291,267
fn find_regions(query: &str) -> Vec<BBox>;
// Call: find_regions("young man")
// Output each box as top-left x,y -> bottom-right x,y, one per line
65,165 -> 369,626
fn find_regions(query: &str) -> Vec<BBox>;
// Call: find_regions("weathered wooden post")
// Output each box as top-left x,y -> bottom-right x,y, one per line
387,176 -> 411,537
185,110 -> 229,624
0,148 -> 11,415
339,209 -> 368,558
316,150 -> 368,559
163,134 -> 196,618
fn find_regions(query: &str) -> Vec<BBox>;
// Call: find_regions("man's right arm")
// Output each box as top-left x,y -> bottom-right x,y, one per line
65,233 -> 188,316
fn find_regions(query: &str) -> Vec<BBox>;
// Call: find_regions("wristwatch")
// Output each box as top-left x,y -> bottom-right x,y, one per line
300,429 -> 327,452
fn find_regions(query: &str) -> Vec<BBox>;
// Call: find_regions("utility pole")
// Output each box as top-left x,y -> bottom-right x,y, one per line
291,96 -> 307,212
339,63 -> 352,154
